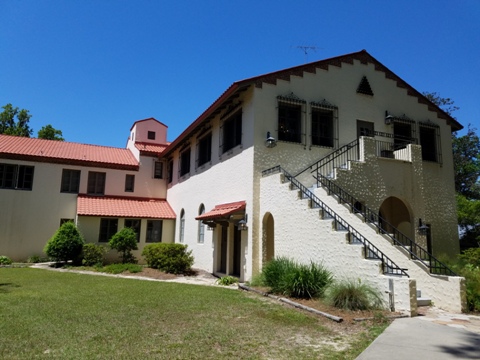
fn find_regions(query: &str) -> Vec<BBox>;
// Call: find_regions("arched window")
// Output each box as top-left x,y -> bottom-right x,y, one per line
179,209 -> 185,243
198,204 -> 205,244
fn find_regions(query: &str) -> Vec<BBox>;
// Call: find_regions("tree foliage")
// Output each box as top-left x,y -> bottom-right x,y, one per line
452,125 -> 480,199
0,103 -> 33,137
38,124 -> 64,141
423,91 -> 460,117
109,227 -> 138,263
44,222 -> 85,263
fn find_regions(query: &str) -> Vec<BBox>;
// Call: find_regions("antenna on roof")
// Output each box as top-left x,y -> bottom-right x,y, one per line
295,45 -> 322,63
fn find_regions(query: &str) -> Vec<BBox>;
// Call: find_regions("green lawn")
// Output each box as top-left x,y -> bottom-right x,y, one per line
0,268 -> 385,359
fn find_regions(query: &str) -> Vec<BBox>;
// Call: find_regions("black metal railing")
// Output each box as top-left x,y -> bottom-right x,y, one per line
262,165 -> 409,277
315,173 -> 457,276
294,139 -> 359,178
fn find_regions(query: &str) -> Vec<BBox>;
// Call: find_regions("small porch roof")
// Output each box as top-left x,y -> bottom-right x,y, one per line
195,201 -> 246,221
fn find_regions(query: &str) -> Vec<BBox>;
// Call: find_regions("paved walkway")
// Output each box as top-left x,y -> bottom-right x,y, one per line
356,307 -> 480,360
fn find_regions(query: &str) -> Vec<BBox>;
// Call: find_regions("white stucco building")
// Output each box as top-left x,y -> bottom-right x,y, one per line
0,50 -> 465,314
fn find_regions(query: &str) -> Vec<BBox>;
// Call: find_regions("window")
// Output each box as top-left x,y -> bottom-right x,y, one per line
311,108 -> 334,147
146,220 -> 162,243
148,131 -> 156,140
125,174 -> 135,192
154,161 -> 163,179
0,164 -> 34,190
420,123 -> 441,163
61,169 -> 81,193
198,204 -> 205,243
125,219 -> 141,242
197,132 -> 212,167
222,111 -> 242,153
99,218 -> 118,242
179,148 -> 191,177
278,103 -> 302,143
87,171 -> 106,195
167,159 -> 173,183
179,209 -> 185,243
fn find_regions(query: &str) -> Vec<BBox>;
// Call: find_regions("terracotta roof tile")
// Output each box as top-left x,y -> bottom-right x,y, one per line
0,135 -> 138,170
196,201 -> 246,220
134,142 -> 168,156
77,195 -> 176,219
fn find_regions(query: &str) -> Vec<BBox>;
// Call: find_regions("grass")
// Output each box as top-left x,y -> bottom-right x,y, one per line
0,268 -> 388,359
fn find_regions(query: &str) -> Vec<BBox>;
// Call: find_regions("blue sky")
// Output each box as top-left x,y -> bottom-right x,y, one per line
1,0 -> 479,147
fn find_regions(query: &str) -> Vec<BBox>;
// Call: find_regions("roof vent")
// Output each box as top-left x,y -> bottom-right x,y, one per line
357,76 -> 374,96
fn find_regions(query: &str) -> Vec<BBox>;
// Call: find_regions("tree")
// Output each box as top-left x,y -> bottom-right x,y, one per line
44,222 -> 85,263
452,125 -> 480,199
0,103 -> 33,137
423,91 -> 459,117
38,124 -> 64,141
109,227 -> 138,263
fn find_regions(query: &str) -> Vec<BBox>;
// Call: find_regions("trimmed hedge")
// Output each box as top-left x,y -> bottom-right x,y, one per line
82,243 -> 106,266
142,243 -> 194,274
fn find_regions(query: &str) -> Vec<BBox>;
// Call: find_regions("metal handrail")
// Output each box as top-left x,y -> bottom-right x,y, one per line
294,139 -> 359,178
262,165 -> 409,277
315,173 -> 457,276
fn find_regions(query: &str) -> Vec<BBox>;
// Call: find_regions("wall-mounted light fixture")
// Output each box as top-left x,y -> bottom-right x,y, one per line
237,214 -> 248,231
385,111 -> 394,125
418,218 -> 429,235
265,132 -> 277,148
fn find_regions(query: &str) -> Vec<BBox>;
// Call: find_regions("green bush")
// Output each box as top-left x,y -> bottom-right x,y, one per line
101,263 -> 142,274
326,279 -> 385,311
216,276 -> 238,286
0,255 -> 13,265
142,243 -> 194,274
261,257 -> 333,299
109,228 -> 138,264
82,243 -> 106,266
44,222 -> 85,263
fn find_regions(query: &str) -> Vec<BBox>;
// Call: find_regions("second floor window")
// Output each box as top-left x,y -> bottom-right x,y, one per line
197,132 -> 212,167
222,111 -> 242,153
278,103 -> 302,143
87,171 -> 106,195
125,174 -> 135,192
61,169 -> 81,193
154,161 -> 163,179
311,108 -> 334,147
179,148 -> 191,177
0,163 -> 34,190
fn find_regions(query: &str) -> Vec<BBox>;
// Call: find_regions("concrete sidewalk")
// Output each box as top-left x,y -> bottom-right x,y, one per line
357,308 -> 480,359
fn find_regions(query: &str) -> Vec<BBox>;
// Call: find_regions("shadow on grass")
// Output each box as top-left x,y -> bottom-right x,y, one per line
0,282 -> 20,293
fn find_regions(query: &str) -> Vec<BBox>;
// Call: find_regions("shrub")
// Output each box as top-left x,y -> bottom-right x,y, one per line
44,222 -> 85,263
0,255 -> 13,265
142,243 -> 194,274
109,228 -> 138,264
326,279 -> 385,311
82,243 -> 106,266
216,276 -> 238,286
261,257 -> 333,299
101,263 -> 142,274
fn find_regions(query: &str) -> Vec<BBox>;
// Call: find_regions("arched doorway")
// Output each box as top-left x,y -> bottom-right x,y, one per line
378,197 -> 413,244
262,213 -> 275,265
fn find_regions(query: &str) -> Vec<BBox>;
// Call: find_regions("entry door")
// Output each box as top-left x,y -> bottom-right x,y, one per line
232,226 -> 241,277
219,226 -> 227,274
357,120 -> 374,138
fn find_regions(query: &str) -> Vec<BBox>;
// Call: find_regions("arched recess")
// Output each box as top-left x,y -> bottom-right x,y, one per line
378,197 -> 413,243
262,212 -> 275,266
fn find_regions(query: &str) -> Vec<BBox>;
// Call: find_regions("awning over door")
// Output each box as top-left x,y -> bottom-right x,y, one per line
195,201 -> 246,223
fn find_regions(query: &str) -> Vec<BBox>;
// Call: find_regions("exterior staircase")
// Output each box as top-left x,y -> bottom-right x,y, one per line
260,138 -> 465,314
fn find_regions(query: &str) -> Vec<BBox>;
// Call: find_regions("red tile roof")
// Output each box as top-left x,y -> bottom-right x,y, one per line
196,201 -> 246,220
77,195 -> 176,219
134,142 -> 169,156
0,135 -> 138,170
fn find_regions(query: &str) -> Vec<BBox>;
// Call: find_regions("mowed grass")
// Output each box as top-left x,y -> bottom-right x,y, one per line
0,268 -> 350,359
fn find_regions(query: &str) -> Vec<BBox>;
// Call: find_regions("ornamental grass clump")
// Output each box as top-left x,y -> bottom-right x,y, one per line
326,279 -> 385,311
262,257 -> 333,299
